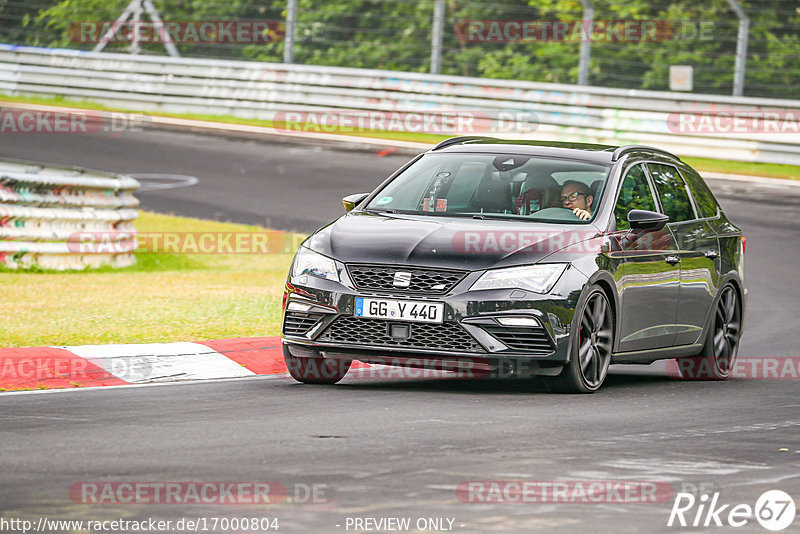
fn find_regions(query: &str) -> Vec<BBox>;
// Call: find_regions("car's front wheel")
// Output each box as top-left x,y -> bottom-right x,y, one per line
284,345 -> 352,384
676,284 -> 741,380
546,285 -> 614,393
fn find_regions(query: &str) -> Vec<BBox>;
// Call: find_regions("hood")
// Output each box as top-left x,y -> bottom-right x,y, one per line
304,210 -> 599,271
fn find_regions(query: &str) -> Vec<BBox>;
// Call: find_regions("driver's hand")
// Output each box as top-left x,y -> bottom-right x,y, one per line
573,208 -> 591,220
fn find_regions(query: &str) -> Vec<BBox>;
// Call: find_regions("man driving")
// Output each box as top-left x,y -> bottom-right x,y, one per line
560,180 -> 593,220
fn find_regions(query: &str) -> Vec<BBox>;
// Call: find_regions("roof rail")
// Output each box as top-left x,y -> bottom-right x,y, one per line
611,145 -> 681,162
431,136 -> 498,151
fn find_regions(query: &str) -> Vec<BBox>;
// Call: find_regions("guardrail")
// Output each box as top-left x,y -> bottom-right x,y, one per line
1,44 -> 800,165
0,158 -> 139,270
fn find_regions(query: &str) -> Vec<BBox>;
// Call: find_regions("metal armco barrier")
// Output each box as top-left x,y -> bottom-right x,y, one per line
1,44 -> 800,165
0,158 -> 139,270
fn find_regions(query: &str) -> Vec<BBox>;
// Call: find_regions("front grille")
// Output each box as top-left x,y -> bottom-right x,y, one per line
318,316 -> 483,353
347,264 -> 467,294
283,312 -> 325,337
482,326 -> 554,353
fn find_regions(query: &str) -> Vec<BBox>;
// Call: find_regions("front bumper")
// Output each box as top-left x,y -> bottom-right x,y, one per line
281,264 -> 588,373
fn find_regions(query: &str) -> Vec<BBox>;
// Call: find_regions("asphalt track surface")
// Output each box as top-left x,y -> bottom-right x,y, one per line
1,128 -> 799,533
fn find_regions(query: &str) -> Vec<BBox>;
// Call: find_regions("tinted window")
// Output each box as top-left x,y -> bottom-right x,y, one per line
614,164 -> 657,231
445,162 -> 487,209
365,153 -> 611,223
648,163 -> 696,223
681,168 -> 720,218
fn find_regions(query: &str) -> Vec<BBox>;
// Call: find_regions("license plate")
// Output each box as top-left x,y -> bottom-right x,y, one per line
354,297 -> 444,324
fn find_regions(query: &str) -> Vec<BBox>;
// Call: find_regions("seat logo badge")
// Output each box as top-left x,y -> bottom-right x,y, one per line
393,271 -> 412,288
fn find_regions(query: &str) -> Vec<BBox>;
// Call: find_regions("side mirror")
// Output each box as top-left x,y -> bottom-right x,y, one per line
628,209 -> 669,231
342,193 -> 369,212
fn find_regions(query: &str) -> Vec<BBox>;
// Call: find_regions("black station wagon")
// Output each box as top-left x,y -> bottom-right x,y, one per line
281,137 -> 745,393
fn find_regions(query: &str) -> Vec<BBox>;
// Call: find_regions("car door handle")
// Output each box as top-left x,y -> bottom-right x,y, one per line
704,250 -> 720,259
665,255 -> 681,266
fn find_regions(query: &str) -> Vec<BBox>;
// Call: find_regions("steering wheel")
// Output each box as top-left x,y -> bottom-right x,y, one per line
531,207 -> 583,220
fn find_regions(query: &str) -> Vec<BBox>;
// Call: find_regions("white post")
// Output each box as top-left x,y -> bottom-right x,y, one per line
284,0 -> 298,64
142,0 -> 179,57
578,0 -> 593,86
431,0 -> 445,74
129,0 -> 143,54
726,0 -> 749,97
93,0 -> 139,53
93,0 -> 179,57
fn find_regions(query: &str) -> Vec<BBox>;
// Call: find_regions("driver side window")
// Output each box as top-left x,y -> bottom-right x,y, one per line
615,164 -> 657,230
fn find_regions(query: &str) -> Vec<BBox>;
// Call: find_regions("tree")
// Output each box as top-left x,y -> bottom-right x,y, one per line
5,0 -> 799,99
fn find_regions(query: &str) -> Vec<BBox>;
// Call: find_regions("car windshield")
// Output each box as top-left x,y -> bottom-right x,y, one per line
365,153 -> 610,223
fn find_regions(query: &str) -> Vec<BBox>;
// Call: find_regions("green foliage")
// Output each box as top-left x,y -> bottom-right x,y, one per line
1,0 -> 798,98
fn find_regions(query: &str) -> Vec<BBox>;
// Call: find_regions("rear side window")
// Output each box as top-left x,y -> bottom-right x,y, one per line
681,168 -> 720,219
614,164 -> 657,231
648,163 -> 696,223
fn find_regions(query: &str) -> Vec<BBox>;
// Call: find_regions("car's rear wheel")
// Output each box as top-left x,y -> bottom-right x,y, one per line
676,284 -> 741,380
284,345 -> 351,384
546,285 -> 614,393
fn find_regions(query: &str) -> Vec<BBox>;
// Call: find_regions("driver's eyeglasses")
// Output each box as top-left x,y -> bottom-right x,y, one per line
560,192 -> 586,203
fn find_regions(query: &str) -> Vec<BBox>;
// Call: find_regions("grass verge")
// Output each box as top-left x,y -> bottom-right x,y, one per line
0,211 -> 299,347
682,157 -> 800,180
2,94 -> 799,180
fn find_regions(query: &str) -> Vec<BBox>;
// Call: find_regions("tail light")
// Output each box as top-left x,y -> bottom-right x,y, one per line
741,235 -> 746,254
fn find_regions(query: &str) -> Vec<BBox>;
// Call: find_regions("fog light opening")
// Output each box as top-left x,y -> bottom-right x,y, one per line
287,301 -> 314,313
496,316 -> 539,327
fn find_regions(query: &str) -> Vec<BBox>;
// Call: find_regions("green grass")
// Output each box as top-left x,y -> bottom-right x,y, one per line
3,93 -> 799,180
683,157 -> 800,181
0,211 -> 300,347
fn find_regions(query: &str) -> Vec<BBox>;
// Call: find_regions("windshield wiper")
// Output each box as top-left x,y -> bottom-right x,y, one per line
466,212 -> 524,221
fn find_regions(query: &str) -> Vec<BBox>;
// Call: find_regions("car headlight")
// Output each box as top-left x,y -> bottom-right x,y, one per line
291,246 -> 339,282
469,264 -> 567,294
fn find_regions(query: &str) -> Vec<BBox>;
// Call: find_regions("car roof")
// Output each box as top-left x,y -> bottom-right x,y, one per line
430,137 -> 681,165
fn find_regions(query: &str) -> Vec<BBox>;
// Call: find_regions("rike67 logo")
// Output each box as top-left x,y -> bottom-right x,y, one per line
668,490 -> 796,531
